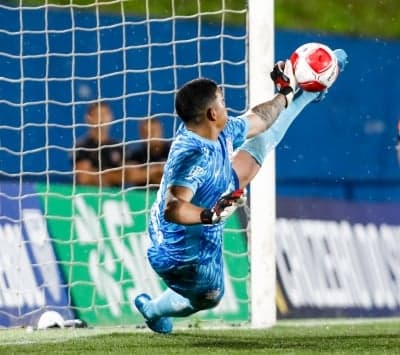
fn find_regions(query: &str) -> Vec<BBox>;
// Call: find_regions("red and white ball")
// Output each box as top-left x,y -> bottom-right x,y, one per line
290,42 -> 339,92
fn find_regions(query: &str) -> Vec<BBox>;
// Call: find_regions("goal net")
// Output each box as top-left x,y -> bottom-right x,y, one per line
0,0 -> 274,328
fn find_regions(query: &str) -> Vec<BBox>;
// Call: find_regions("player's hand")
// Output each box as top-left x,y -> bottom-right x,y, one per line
270,59 -> 297,107
200,189 -> 246,225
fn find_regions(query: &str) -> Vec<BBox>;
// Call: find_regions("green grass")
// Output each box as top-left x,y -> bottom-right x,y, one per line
275,0 -> 400,39
1,319 -> 400,354
10,0 -> 400,38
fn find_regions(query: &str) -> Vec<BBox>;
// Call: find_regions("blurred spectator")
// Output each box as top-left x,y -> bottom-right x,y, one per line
74,101 -> 124,187
126,118 -> 171,185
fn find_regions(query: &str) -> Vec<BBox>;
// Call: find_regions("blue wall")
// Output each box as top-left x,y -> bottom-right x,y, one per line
1,7 -> 400,201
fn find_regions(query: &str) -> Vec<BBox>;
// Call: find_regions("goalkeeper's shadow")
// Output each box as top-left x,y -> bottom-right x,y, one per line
172,331 -> 269,350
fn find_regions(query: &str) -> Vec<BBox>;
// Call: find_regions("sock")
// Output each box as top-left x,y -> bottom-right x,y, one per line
144,289 -> 197,319
239,90 -> 319,165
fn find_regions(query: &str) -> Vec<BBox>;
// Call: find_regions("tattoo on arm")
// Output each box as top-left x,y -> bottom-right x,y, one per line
251,94 -> 286,130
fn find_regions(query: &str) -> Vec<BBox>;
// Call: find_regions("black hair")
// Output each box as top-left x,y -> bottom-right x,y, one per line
86,101 -> 110,115
175,78 -> 219,124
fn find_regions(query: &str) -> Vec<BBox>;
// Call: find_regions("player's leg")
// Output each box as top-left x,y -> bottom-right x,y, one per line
135,262 -> 197,326
134,293 -> 174,334
189,260 -> 225,310
134,272 -> 223,334
134,228 -> 193,333
234,49 -> 349,187
134,281 -> 193,333
137,261 -> 224,319
231,150 -> 260,188
233,90 -> 321,187
144,254 -> 225,314
135,248 -> 225,332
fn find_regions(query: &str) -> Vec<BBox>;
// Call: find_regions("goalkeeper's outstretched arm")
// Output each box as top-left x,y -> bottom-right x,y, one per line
245,60 -> 297,138
234,49 -> 348,188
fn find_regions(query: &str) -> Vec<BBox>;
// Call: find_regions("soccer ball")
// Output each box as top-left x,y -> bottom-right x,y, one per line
290,42 -> 339,92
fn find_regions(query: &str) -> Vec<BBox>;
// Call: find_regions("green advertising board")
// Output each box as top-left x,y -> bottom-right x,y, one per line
36,183 -> 249,326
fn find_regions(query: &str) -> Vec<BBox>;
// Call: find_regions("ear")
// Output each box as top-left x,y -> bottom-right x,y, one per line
206,107 -> 217,122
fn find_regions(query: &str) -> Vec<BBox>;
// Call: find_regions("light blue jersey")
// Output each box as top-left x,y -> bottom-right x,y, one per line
148,116 -> 248,274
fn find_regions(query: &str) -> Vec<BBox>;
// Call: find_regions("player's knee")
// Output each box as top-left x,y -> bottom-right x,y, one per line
191,289 -> 224,310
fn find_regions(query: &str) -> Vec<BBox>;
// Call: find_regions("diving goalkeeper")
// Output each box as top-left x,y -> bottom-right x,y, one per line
134,50 -> 348,334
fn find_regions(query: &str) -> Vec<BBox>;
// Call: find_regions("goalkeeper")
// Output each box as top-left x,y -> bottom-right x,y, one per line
135,50 -> 348,334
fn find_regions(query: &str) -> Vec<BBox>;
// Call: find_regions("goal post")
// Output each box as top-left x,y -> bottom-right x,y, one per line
0,0 -> 276,328
248,0 -> 277,328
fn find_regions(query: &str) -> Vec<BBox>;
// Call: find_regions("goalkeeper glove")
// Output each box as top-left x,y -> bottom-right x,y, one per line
200,189 -> 246,225
270,59 -> 297,107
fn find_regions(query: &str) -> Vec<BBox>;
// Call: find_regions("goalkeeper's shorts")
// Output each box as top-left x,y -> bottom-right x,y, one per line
149,250 -> 225,309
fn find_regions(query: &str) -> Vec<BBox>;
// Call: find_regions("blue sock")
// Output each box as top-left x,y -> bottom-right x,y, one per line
239,90 -> 319,165
145,289 -> 197,319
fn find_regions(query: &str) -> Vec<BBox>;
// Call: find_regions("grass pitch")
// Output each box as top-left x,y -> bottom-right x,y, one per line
1,318 -> 399,354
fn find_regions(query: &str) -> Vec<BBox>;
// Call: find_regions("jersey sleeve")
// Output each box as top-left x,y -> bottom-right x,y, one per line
165,147 -> 207,194
224,115 -> 249,149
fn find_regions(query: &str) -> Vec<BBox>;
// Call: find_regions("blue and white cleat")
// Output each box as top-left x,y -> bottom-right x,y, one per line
134,293 -> 173,334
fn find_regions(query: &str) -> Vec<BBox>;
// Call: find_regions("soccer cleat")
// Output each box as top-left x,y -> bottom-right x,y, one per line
134,293 -> 173,334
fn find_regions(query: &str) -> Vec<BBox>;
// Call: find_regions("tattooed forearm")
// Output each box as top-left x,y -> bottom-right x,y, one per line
251,93 -> 287,130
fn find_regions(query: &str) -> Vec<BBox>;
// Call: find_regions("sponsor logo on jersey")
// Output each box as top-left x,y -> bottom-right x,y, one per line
186,165 -> 205,180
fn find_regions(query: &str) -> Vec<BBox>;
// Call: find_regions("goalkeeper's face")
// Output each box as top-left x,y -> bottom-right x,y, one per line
213,89 -> 228,130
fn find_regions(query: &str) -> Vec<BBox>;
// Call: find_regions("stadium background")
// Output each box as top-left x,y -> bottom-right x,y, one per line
0,0 -> 400,327
1,1 -> 400,200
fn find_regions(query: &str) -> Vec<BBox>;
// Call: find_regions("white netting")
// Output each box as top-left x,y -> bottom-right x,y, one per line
0,1 -> 250,327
